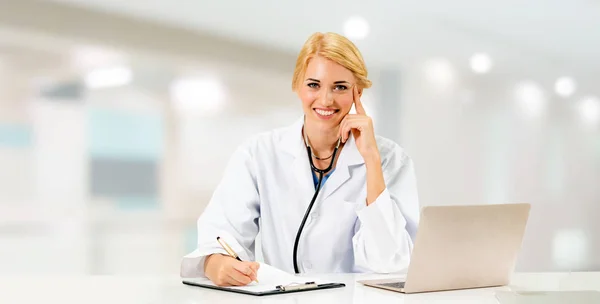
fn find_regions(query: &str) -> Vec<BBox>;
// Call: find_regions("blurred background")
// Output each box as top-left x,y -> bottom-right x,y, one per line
0,0 -> 598,275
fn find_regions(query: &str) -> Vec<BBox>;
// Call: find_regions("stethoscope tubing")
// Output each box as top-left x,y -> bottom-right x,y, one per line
293,137 -> 341,273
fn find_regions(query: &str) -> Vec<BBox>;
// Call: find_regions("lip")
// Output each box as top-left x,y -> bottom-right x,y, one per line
313,108 -> 339,120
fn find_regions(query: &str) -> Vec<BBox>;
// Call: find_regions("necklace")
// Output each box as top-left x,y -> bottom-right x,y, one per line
303,127 -> 341,161
311,150 -> 334,160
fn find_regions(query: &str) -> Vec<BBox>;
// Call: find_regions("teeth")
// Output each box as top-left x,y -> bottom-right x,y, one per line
316,109 -> 335,116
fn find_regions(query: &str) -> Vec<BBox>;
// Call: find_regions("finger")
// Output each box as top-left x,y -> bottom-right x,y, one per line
339,115 -> 348,142
233,262 -> 254,277
242,263 -> 258,281
341,116 -> 352,143
229,264 -> 254,285
344,116 -> 365,139
250,262 -> 260,271
226,271 -> 252,286
346,118 -> 370,142
234,262 -> 259,282
249,262 -> 260,280
342,119 -> 356,143
354,86 -> 367,115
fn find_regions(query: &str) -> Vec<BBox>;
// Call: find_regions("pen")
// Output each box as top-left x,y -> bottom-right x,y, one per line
216,236 -> 259,283
217,236 -> 241,261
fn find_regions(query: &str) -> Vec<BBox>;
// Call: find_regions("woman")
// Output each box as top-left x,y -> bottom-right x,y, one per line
180,32 -> 420,286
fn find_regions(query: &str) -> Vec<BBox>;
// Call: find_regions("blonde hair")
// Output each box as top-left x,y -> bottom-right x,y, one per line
292,32 -> 372,92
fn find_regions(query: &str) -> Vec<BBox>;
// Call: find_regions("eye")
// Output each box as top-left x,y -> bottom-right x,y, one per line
307,82 -> 319,89
334,85 -> 348,91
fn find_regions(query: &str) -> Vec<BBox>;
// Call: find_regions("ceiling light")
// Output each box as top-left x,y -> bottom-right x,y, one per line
423,58 -> 455,86
170,77 -> 226,114
578,96 -> 600,126
343,16 -> 369,40
469,53 -> 493,74
84,66 -> 132,89
514,81 -> 546,118
554,77 -> 577,98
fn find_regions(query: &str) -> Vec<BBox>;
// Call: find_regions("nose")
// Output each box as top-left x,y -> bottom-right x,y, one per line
319,89 -> 334,106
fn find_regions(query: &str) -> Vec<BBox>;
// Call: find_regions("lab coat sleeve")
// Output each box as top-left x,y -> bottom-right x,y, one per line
352,147 -> 420,273
180,144 -> 260,278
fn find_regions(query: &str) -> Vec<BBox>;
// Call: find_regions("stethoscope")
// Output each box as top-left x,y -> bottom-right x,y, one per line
292,128 -> 342,274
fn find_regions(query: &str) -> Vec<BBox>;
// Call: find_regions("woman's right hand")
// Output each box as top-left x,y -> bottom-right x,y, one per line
204,254 -> 260,286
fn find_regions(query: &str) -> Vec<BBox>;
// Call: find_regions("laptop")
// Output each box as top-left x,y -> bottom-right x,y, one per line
358,203 -> 531,294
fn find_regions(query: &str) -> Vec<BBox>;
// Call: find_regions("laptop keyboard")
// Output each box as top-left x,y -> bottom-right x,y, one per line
379,282 -> 406,289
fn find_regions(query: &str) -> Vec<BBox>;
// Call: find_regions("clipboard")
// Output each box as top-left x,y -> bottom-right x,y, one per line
182,262 -> 345,296
182,279 -> 346,296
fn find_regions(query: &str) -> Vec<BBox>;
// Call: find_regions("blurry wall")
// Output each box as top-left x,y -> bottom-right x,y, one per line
0,0 -> 598,275
401,66 -> 600,271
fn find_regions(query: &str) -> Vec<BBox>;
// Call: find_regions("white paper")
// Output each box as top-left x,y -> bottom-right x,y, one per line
183,263 -> 334,293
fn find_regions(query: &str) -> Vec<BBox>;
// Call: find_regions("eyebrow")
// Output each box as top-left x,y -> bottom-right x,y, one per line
305,78 -> 351,84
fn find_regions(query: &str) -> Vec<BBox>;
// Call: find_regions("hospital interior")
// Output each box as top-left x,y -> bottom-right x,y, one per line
0,0 -> 599,277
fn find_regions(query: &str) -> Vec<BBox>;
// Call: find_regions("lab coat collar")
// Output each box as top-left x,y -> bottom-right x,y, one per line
279,116 -> 306,158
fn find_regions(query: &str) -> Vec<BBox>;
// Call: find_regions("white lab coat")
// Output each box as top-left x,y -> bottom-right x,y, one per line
180,116 -> 420,277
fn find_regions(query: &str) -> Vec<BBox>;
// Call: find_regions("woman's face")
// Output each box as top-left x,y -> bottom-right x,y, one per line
297,56 -> 360,131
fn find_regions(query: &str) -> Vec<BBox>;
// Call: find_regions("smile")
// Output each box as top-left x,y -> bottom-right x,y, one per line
313,108 -> 339,117
316,109 -> 335,116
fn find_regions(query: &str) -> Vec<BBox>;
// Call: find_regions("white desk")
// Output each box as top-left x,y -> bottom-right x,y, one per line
1,272 -> 599,304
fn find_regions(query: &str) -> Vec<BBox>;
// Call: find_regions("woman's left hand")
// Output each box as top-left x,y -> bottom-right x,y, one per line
340,86 -> 380,161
